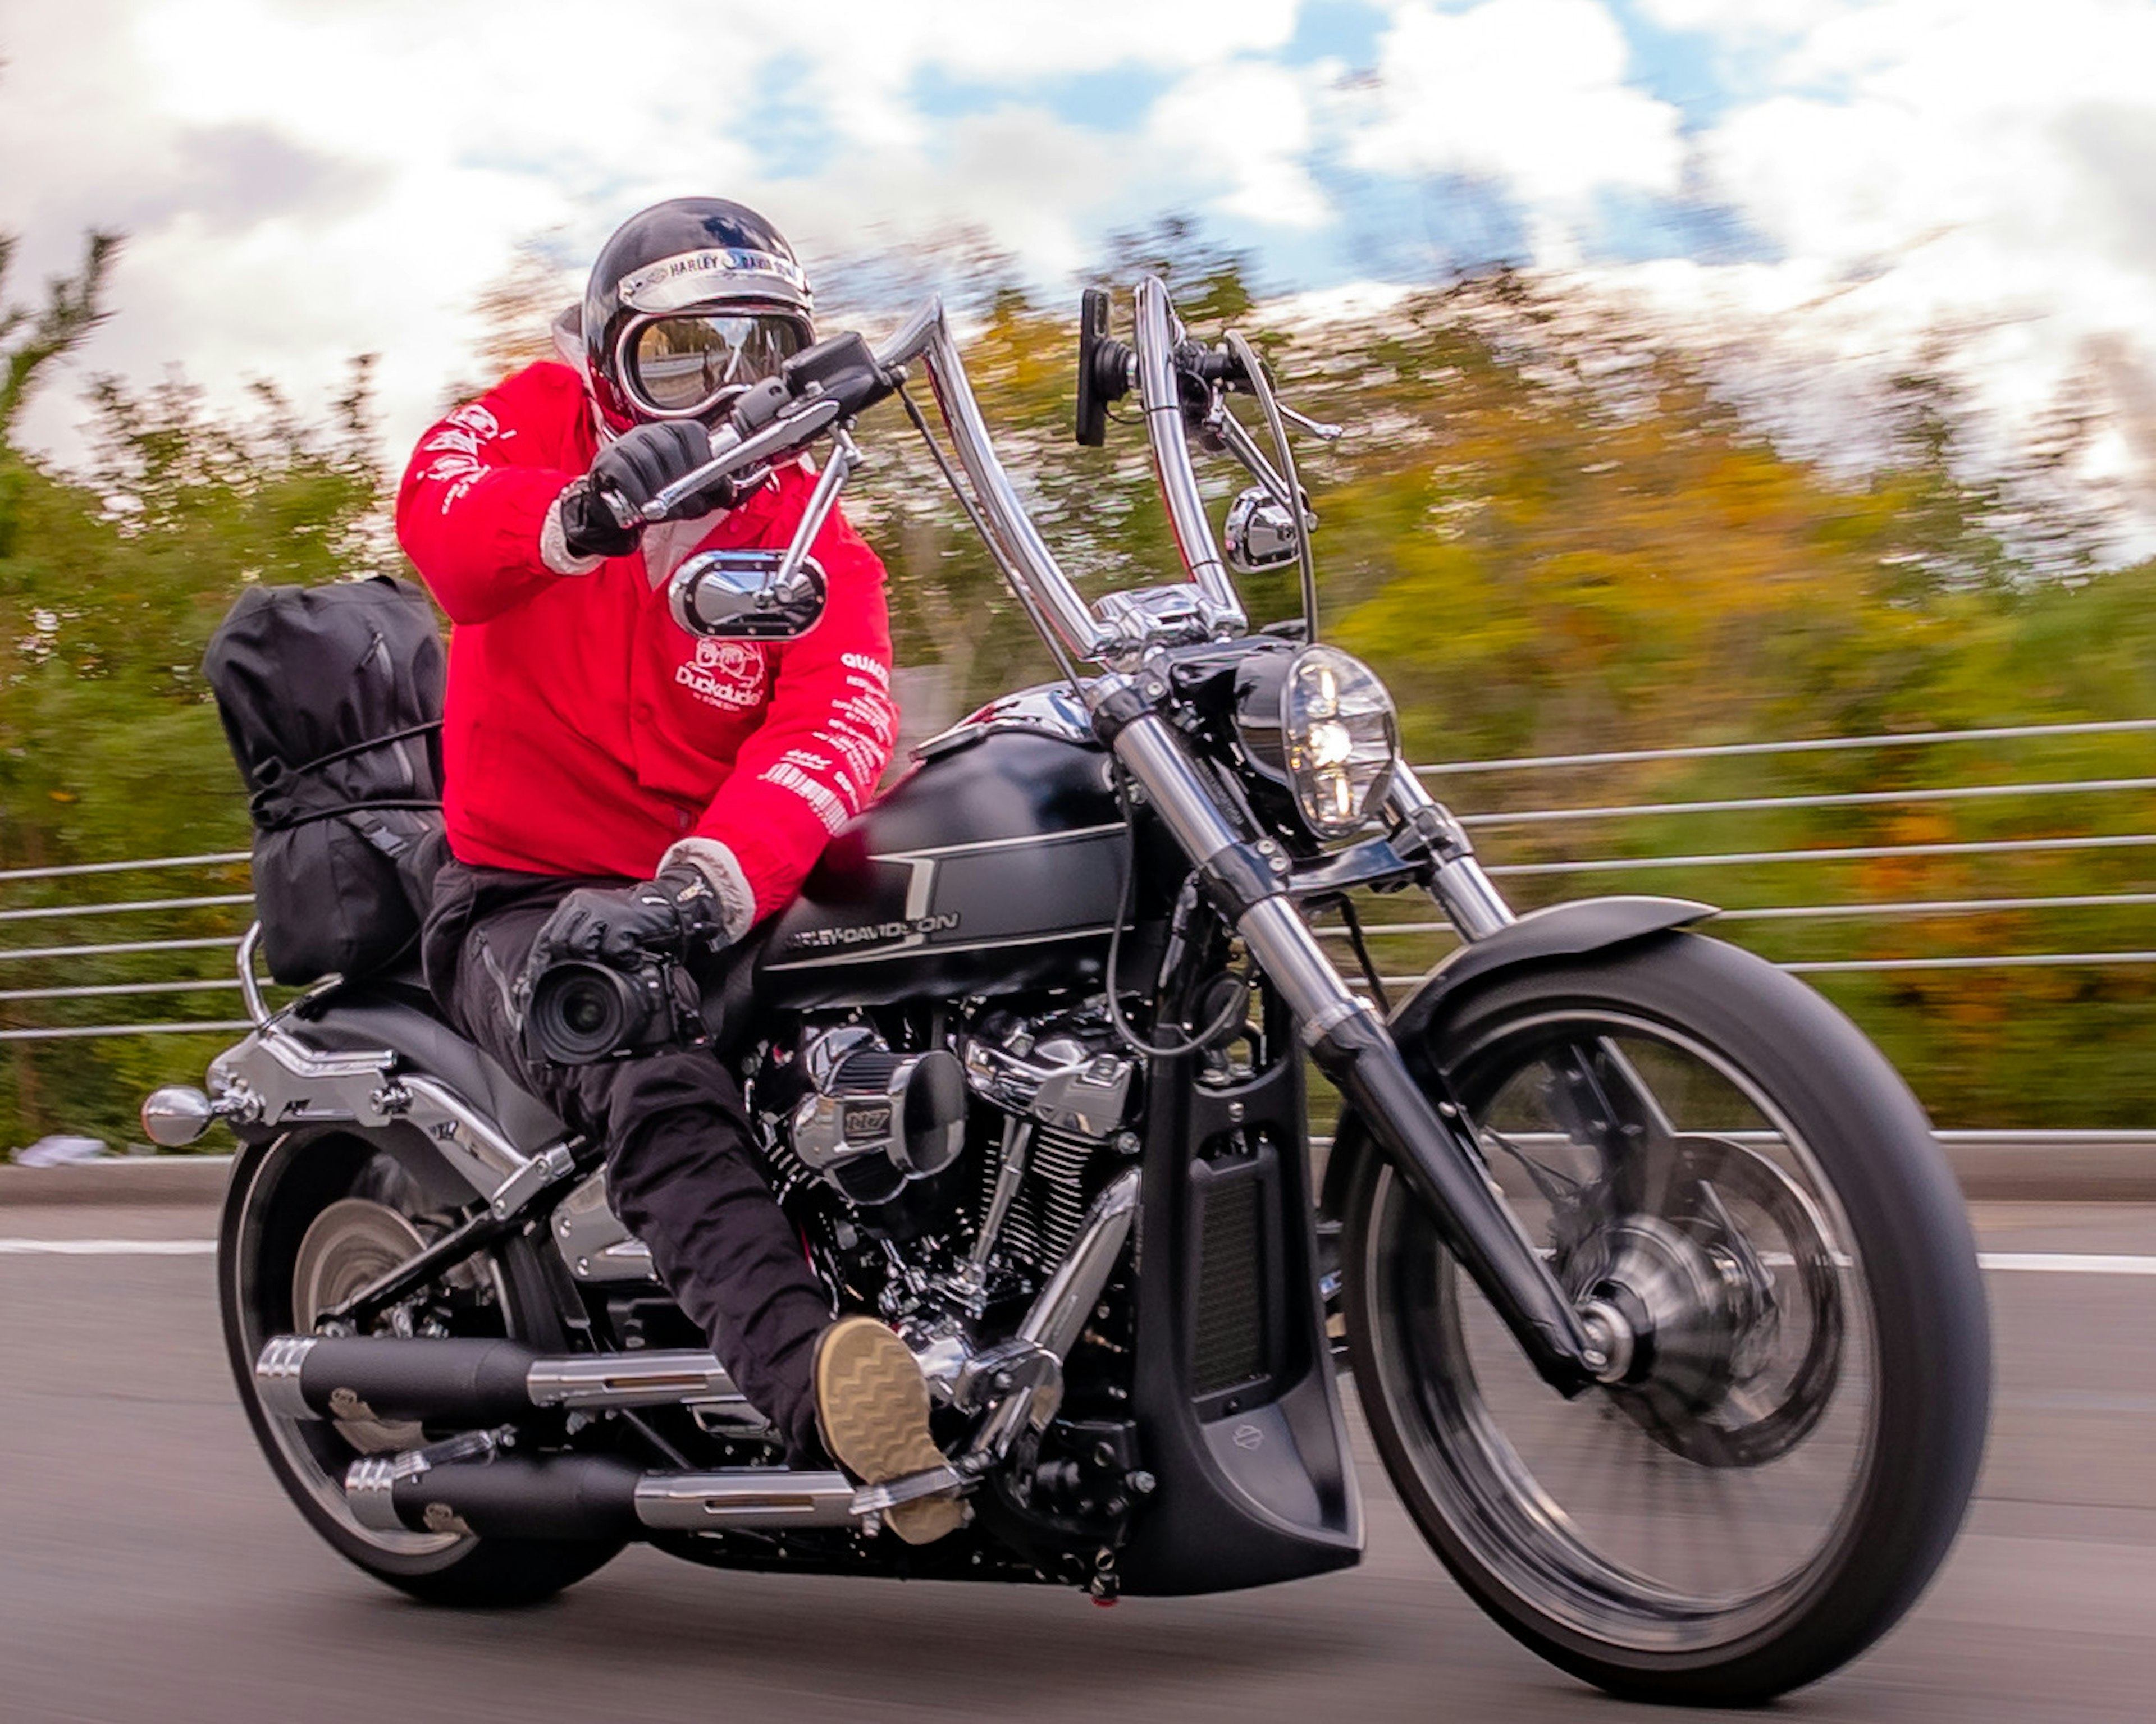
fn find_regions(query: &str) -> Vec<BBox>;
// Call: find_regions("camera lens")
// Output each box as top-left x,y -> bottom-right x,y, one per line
528,961 -> 642,1064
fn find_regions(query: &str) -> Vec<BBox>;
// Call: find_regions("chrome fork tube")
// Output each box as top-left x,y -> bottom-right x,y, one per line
1109,708 -> 1598,1394
1386,761 -> 1515,941
1112,712 -> 1378,1044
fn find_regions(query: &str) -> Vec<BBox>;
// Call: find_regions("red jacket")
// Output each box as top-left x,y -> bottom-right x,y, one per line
395,362 -> 897,925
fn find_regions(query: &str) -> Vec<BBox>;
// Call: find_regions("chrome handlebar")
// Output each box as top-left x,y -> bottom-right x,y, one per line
621,276 -> 1332,672
1131,278 -> 1246,638
878,298 -> 1113,664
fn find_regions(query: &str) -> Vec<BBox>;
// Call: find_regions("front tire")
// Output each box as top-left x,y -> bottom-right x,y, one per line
1341,932 -> 1989,1705
220,1126 -> 624,1607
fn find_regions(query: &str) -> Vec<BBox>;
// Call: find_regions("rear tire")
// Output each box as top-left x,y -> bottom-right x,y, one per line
1342,932 -> 1989,1704
220,1127 -> 624,1607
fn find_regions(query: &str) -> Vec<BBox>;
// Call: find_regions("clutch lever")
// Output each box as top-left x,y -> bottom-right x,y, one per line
599,464 -> 774,534
637,396 -> 847,524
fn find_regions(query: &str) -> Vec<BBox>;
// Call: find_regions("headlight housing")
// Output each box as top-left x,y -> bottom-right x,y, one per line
1281,646 -> 1399,839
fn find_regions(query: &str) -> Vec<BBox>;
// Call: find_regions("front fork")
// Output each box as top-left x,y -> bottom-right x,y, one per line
1107,707 -> 1606,1396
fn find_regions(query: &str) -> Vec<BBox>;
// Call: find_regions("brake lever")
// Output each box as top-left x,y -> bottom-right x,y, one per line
1277,401 -> 1344,441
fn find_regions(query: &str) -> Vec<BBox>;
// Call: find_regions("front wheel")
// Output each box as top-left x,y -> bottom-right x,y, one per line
1341,933 -> 1989,1705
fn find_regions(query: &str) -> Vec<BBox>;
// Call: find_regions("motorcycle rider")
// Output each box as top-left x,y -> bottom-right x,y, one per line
396,198 -> 960,1543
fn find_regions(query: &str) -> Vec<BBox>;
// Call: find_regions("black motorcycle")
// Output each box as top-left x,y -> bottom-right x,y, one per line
147,277 -> 1989,1707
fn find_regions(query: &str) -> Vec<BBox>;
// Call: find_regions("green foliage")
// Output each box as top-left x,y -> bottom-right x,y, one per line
1,230 -> 394,1149
0,230 -> 120,438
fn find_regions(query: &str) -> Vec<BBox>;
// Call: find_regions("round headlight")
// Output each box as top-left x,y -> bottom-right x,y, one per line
1281,646 -> 1399,839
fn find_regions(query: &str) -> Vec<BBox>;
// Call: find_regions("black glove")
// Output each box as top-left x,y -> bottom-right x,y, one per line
558,421 -> 749,560
525,865 -> 730,976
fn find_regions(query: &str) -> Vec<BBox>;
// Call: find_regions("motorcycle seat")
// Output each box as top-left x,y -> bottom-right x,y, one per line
289,985 -> 570,1155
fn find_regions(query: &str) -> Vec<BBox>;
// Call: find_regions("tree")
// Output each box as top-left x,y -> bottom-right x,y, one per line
1,230 -> 396,1148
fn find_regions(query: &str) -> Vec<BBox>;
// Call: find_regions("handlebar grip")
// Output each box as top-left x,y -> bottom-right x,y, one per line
780,331 -> 894,420
597,486 -> 640,532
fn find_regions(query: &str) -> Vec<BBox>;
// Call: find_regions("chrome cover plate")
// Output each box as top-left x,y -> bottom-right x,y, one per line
551,1168 -> 657,1283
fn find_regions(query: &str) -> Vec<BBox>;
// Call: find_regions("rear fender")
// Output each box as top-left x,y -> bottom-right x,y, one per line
1318,895 -> 1714,1223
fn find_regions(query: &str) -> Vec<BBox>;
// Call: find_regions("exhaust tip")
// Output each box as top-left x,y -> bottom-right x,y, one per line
345,1455 -> 406,1533
255,1335 -> 321,1420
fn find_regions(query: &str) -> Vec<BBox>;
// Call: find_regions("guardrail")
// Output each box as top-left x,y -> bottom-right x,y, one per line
1322,716 -> 2156,987
1,717 -> 2150,1037
0,850 -> 257,1044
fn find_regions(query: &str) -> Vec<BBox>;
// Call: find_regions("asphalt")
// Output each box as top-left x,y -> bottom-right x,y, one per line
1,1201 -> 2152,1723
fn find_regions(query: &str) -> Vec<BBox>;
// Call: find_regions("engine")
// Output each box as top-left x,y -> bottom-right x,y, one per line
752,998 -> 1141,1303
772,1026 -> 969,1206
747,998 -> 1151,1553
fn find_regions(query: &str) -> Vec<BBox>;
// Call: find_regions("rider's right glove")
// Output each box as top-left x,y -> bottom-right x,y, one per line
525,865 -> 732,976
556,422 -> 752,562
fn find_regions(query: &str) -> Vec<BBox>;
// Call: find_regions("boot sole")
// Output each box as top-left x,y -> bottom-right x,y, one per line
815,1318 -> 965,1546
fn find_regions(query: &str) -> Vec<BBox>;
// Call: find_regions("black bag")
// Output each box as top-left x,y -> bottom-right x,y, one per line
203,576 -> 449,985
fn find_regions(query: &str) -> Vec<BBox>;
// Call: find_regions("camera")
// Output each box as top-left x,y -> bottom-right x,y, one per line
525,955 -> 694,1065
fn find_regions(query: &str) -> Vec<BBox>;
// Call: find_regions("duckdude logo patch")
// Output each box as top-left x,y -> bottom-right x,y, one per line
677,641 -> 767,711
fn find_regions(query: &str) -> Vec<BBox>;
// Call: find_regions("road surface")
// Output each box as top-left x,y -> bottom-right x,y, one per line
2,1200 -> 2151,1723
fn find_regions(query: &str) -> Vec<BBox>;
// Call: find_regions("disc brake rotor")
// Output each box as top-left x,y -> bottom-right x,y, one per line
291,1197 -> 428,1455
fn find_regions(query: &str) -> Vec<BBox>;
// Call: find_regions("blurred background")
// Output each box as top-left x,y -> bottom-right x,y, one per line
2,1 -> 2150,1157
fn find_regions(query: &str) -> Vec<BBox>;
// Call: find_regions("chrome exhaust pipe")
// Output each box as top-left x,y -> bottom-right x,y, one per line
257,1336 -> 761,1428
346,1439 -> 862,1540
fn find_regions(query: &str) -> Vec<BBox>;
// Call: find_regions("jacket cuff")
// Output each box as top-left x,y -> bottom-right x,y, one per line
659,837 -> 757,943
540,486 -> 605,576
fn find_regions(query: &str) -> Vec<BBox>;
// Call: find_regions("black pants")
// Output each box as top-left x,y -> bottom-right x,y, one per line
421,859 -> 831,1457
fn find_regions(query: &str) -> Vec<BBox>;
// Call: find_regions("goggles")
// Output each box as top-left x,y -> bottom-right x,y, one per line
615,309 -> 808,421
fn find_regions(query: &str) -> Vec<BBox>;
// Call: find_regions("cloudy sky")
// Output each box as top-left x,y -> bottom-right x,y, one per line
6,0 -> 2156,546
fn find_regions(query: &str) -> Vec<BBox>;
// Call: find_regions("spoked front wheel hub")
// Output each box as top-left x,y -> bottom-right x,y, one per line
1566,1134 -> 1844,1469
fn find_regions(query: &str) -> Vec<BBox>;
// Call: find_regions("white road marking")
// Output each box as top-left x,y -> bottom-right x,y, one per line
1977,1252 -> 2156,1277
1,1241 -> 2154,1274
0,1238 -> 216,1255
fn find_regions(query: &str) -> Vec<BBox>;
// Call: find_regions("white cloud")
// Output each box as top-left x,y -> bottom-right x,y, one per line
1341,0 -> 1687,209
1633,0 -> 1854,31
1149,62 -> 1331,229
0,0 -> 1298,472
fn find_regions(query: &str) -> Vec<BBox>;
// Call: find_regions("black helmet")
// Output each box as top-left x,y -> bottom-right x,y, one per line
582,198 -> 815,432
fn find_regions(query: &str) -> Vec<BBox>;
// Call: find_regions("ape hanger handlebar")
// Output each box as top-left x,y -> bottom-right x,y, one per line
628,276 -> 1337,673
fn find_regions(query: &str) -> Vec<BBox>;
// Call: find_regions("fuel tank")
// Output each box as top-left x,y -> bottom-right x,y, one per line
756,690 -> 1129,1010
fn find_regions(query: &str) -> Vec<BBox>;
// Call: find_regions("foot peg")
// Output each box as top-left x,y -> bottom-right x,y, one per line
850,1460 -> 969,1517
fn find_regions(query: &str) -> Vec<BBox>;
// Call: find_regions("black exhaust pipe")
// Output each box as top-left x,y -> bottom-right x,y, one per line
256,1335 -> 752,1428
349,1448 -> 646,1542
345,1439 -> 864,1540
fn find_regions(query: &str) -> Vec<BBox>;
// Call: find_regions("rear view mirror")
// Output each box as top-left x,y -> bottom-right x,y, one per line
1223,486 -> 1307,573
668,550 -> 828,642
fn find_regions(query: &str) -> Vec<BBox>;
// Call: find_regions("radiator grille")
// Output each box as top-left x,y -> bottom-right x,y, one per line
1192,1174 -> 1266,1396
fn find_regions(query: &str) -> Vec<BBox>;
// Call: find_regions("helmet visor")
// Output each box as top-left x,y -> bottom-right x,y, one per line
623,313 -> 806,418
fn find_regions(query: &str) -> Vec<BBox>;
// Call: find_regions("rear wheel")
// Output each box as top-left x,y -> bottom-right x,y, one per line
220,1127 -> 624,1606
1342,934 -> 1989,1704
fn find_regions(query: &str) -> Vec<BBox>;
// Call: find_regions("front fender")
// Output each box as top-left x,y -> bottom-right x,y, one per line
1318,894 -> 1714,1222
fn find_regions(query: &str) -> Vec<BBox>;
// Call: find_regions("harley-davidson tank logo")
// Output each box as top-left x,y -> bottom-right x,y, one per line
676,640 -> 767,711
783,912 -> 961,953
